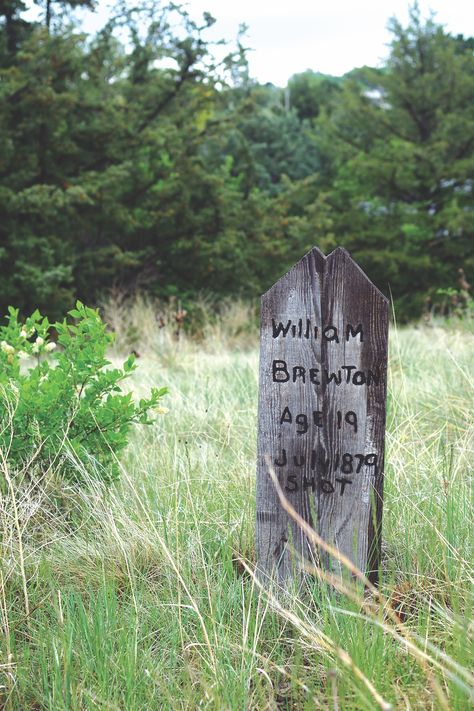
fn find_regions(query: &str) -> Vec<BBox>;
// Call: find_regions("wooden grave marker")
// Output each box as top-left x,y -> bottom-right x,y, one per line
256,247 -> 388,584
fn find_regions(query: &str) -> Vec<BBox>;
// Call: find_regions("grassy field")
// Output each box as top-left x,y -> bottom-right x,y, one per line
1,300 -> 473,710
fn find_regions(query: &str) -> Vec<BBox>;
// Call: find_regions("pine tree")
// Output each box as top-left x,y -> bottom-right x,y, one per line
312,5 -> 474,318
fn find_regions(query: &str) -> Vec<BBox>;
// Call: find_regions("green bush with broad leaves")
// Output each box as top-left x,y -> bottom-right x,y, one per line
0,302 -> 167,482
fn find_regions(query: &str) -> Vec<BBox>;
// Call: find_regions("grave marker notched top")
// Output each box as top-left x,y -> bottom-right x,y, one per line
256,247 -> 389,584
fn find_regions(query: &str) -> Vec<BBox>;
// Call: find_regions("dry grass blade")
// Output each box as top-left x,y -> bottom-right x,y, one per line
263,461 -> 469,706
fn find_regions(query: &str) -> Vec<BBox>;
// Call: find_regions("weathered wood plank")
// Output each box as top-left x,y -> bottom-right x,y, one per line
256,247 -> 388,584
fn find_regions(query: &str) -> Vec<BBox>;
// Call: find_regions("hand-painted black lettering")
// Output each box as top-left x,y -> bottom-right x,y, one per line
271,321 -> 366,344
272,319 -> 291,338
272,360 -> 289,382
323,325 -> 340,343
364,453 -> 378,470
274,449 -> 287,467
352,370 -> 366,385
345,411 -> 358,433
293,366 -> 306,383
319,453 -> 330,472
320,479 -> 335,494
296,413 -> 308,434
346,323 -> 363,342
272,362 -> 382,387
341,453 -> 353,474
285,475 -> 297,492
280,407 -> 292,425
341,365 -> 357,383
335,477 -> 353,495
324,369 -> 342,385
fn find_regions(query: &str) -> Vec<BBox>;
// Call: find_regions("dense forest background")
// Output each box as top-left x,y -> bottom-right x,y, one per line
0,0 -> 473,321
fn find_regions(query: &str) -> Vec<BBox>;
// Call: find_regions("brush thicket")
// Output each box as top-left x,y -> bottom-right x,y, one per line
0,301 -> 472,710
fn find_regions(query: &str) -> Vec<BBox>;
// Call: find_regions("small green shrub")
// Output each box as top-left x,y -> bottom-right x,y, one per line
0,302 -> 167,482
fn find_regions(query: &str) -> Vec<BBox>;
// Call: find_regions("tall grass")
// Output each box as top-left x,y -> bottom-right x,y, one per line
0,298 -> 472,709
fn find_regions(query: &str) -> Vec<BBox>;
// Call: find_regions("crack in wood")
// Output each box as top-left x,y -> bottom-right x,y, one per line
256,247 -> 388,585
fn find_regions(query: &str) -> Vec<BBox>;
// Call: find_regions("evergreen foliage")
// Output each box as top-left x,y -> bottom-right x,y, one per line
0,2 -> 472,320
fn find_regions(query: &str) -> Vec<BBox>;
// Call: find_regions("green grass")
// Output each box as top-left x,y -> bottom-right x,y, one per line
1,302 -> 473,710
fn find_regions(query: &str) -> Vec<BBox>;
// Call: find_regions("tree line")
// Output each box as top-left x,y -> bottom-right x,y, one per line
0,1 -> 473,321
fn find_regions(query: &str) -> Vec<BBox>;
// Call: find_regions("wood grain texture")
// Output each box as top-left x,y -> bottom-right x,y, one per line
256,247 -> 388,584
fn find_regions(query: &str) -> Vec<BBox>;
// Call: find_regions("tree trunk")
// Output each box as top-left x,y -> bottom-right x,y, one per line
4,6 -> 17,55
46,0 -> 52,31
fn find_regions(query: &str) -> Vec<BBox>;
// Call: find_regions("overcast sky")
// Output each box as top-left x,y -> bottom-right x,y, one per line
25,1 -> 474,85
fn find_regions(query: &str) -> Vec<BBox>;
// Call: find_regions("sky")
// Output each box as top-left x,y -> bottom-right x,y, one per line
25,1 -> 474,86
